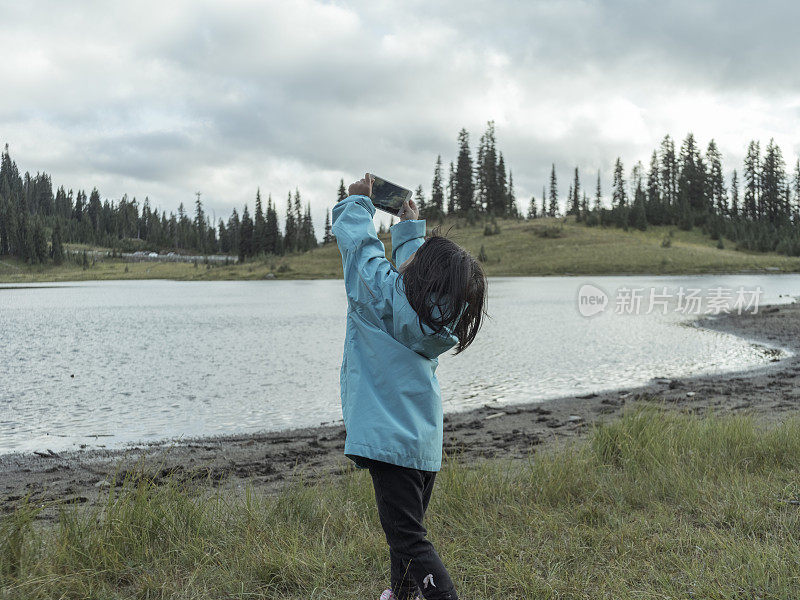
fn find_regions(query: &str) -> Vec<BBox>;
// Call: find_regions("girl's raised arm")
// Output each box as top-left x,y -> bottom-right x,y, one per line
331,194 -> 396,309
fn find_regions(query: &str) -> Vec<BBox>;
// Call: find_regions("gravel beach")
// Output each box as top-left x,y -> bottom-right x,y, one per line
3,301 -> 799,522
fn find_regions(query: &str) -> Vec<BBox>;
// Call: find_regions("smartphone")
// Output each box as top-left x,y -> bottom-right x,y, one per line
370,175 -> 413,216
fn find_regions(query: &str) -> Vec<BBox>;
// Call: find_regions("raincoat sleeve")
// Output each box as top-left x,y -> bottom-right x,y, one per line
390,219 -> 426,267
331,194 -> 397,308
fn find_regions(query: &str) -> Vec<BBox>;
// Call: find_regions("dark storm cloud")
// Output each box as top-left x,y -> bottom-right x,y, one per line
0,0 -> 797,227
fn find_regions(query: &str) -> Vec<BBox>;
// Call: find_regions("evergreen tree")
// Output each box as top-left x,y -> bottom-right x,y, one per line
430,155 -> 445,220
293,189 -> 304,250
569,167 -> 581,218
743,140 -> 760,221
659,135 -> 678,217
761,138 -> 787,224
507,170 -> 517,218
446,161 -> 455,214
527,195 -> 537,219
706,140 -> 727,215
194,194 -> 206,253
239,204 -> 253,261
338,179 -> 347,202
414,185 -> 427,218
730,169 -> 740,217
646,150 -> 662,225
548,164 -> 558,217
496,151 -> 507,216
254,188 -> 267,255
227,208 -> 241,257
218,218 -> 229,254
302,202 -> 317,249
612,158 -> 628,228
677,133 -> 707,227
284,192 -> 296,253
323,209 -> 333,243
455,128 -> 474,215
630,163 -> 647,231
541,185 -> 547,217
265,194 -> 281,254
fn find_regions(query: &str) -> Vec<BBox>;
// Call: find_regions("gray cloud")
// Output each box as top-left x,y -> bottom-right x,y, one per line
1,0 -> 798,232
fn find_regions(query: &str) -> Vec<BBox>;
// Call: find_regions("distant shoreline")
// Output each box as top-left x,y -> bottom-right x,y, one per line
3,299 -> 800,522
3,218 -> 800,283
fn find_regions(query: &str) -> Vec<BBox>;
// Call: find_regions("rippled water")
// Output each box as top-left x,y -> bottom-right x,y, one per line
2,274 -> 799,455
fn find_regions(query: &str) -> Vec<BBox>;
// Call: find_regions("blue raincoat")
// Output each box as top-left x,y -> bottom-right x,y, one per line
332,194 -> 460,472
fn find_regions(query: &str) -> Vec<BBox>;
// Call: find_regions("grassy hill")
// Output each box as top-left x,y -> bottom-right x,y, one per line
2,216 -> 800,283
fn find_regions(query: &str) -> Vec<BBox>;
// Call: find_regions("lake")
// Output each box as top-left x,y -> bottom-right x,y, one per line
2,274 -> 799,455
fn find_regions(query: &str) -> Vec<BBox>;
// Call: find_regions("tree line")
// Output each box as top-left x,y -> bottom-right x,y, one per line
520,134 -> 800,256
0,145 -> 321,264
4,127 -> 800,266
410,120 -> 520,223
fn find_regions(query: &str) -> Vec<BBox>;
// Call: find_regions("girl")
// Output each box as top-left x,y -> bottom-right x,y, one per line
332,173 -> 487,600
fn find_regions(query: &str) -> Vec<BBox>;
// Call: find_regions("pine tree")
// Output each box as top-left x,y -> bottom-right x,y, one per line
677,133 -> 707,226
706,140 -> 727,216
541,185 -> 547,217
293,189 -> 304,250
761,138 -> 787,224
496,150 -> 507,217
527,195 -> 537,219
610,158 -> 626,229
239,204 -> 253,261
730,169 -> 740,217
254,188 -> 267,255
218,218 -> 229,254
659,135 -> 678,217
302,202 -> 317,249
569,167 -> 581,218
227,208 -> 240,257
743,140 -> 760,221
548,164 -> 558,217
507,170 -> 516,218
284,192 -> 296,253
194,194 -> 206,253
455,128 -> 474,215
338,179 -> 347,202
323,209 -> 332,243
446,162 -> 455,214
630,164 -> 648,231
415,185 -> 426,218
646,150 -> 662,225
265,194 -> 281,254
431,155 -> 445,220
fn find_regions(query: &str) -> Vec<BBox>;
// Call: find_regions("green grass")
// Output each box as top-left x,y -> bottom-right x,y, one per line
3,404 -> 799,598
3,217 -> 800,283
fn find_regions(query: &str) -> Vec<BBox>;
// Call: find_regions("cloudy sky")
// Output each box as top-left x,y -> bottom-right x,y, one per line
2,0 -> 798,231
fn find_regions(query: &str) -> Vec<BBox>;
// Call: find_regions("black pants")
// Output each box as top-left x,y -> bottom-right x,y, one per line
366,458 -> 458,600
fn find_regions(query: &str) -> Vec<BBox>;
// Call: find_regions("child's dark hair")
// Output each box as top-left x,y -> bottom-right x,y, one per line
399,227 -> 487,354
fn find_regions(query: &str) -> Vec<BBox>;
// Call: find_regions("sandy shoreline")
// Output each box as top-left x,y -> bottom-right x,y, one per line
3,301 -> 800,522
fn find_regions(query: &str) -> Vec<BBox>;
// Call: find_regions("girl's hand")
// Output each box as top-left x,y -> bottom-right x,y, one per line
348,172 -> 374,198
398,198 -> 419,221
